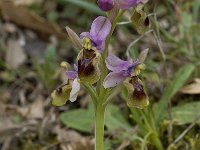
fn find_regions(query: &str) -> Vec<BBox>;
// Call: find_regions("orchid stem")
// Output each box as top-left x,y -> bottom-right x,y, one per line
95,10 -> 125,150
95,103 -> 106,150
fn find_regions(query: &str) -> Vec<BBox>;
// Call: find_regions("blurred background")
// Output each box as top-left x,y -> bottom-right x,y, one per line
0,0 -> 200,149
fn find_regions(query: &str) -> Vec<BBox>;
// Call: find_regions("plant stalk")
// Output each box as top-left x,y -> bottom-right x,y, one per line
95,10 -> 125,150
152,133 -> 163,150
95,103 -> 106,150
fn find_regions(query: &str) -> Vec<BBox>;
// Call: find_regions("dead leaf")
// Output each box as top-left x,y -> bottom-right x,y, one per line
2,22 -> 17,33
0,0 -> 65,39
0,115 -> 37,141
55,127 -> 94,150
195,78 -> 200,83
6,40 -> 27,69
11,0 -> 42,6
17,96 -> 44,119
181,79 -> 200,94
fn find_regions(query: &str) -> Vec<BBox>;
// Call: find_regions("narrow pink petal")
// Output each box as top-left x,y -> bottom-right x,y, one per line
69,78 -> 80,102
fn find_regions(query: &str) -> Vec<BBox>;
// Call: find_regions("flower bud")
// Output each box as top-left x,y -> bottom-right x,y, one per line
97,0 -> 114,11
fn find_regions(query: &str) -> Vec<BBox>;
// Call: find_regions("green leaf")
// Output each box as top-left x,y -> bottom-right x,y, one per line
172,102 -> 200,125
44,46 -> 58,91
155,64 -> 195,123
59,0 -> 104,15
60,109 -> 94,133
181,12 -> 192,28
60,103 -> 131,133
106,104 -> 143,143
32,45 -> 58,92
106,104 -> 131,131
129,47 -> 138,60
47,11 -> 59,22
44,46 -> 57,74
192,0 -> 200,22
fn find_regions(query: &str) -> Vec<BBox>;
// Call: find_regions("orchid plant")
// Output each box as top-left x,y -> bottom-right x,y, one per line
51,0 -> 151,149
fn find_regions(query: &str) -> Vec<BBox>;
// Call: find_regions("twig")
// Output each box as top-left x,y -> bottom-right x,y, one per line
126,29 -> 153,61
117,140 -> 130,150
127,29 -> 153,50
173,113 -> 200,144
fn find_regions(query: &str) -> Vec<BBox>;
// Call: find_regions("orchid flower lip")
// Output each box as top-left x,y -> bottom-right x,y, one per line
123,76 -> 149,109
77,48 -> 100,85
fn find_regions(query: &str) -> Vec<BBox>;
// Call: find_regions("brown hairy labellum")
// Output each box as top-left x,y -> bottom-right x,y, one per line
77,48 -> 100,84
124,76 -> 149,109
78,49 -> 96,76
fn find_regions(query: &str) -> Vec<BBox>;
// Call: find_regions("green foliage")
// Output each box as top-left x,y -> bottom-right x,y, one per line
105,104 -> 131,131
155,63 -> 195,123
0,70 -> 16,83
129,47 -> 139,61
34,46 -> 58,92
59,0 -> 104,15
172,101 -> 200,125
47,11 -> 59,22
160,0 -> 200,63
123,63 -> 195,149
192,0 -> 200,21
60,103 -> 131,133
0,59 -> 5,69
60,108 -> 94,133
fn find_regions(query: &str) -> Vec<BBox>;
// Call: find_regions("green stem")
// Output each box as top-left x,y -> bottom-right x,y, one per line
141,110 -> 163,150
97,10 -> 125,96
102,10 -> 125,60
94,10 -> 125,150
95,103 -> 106,150
151,133 -> 163,150
83,84 -> 97,104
